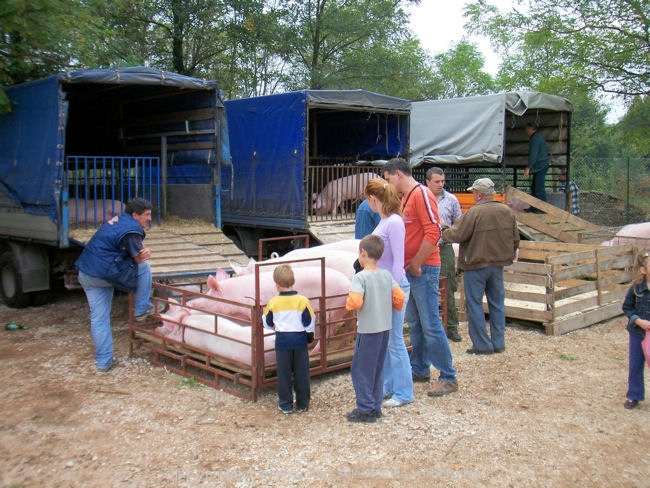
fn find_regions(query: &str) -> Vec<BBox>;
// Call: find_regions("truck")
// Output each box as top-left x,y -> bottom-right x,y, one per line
408,91 -> 574,210
220,90 -> 411,256
0,67 -> 245,308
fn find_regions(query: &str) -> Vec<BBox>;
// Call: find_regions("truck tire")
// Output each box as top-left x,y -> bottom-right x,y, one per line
0,251 -> 32,308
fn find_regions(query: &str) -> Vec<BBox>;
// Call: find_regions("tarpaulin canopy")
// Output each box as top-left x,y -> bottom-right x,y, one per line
409,91 -> 573,167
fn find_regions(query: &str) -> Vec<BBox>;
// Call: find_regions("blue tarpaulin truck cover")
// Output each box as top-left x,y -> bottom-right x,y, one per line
0,67 -> 228,216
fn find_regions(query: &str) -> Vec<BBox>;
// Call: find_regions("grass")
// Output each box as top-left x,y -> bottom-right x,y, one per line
176,376 -> 206,389
559,353 -> 578,361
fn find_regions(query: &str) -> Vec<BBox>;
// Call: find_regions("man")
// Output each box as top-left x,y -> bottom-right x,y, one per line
383,158 -> 458,398
76,197 -> 158,372
559,169 -> 580,216
354,198 -> 380,239
441,178 -> 519,355
524,122 -> 549,202
426,167 -> 462,342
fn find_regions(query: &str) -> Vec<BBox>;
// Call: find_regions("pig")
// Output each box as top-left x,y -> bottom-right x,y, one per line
158,312 -> 277,366
600,222 -> 650,249
312,172 -> 378,216
67,198 -> 124,225
235,248 -> 358,280
187,266 -> 352,325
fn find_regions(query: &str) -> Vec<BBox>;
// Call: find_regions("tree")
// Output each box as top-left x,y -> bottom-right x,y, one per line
464,0 -> 650,99
426,40 -> 495,99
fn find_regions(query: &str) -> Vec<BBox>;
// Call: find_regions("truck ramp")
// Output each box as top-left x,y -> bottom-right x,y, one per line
69,217 -> 249,282
505,186 -> 601,243
308,218 -> 356,244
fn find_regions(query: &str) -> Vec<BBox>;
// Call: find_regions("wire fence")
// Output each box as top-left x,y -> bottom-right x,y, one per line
570,157 -> 650,227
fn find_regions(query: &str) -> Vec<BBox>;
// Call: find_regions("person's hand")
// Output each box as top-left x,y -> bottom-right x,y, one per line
523,168 -> 530,178
638,318 -> 650,331
406,262 -> 422,277
134,247 -> 151,263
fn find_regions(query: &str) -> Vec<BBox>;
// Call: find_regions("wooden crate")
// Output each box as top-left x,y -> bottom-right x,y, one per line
458,241 -> 635,335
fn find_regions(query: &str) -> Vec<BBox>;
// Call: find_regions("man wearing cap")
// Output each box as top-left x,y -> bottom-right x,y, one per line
441,178 -> 519,355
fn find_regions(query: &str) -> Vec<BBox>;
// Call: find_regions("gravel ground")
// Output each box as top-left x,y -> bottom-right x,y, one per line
0,289 -> 648,488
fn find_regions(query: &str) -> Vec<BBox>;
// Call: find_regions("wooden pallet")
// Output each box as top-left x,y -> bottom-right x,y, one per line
505,186 -> 601,243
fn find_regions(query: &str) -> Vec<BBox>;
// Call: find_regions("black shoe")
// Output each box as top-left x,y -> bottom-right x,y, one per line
624,399 -> 639,410
346,409 -> 377,423
494,347 -> 505,354
466,347 -> 493,355
412,374 -> 431,383
447,330 -> 462,342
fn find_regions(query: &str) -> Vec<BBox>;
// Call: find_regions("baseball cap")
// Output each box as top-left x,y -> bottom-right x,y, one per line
467,178 -> 495,194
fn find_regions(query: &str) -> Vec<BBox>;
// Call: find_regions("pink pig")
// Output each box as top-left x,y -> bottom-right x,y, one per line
312,172 -> 378,216
67,198 -> 124,225
600,222 -> 650,249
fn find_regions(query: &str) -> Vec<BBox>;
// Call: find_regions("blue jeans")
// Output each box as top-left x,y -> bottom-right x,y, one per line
383,277 -> 414,403
405,266 -> 457,382
79,262 -> 152,369
627,332 -> 645,402
463,266 -> 506,352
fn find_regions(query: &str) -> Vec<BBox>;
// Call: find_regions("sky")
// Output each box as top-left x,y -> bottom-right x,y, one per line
406,1 -> 625,123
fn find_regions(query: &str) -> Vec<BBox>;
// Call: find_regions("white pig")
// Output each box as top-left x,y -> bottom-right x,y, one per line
235,248 -> 357,280
67,198 -> 124,225
312,172 -> 378,216
600,222 -> 650,249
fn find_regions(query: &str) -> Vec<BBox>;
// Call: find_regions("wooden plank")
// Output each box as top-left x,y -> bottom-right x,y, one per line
546,301 -> 624,335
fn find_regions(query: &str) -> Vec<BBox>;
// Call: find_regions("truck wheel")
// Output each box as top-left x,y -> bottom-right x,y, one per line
0,251 -> 31,308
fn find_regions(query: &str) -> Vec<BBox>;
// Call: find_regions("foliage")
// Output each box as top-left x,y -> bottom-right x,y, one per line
464,0 -> 650,99
613,96 -> 650,158
425,40 -> 495,99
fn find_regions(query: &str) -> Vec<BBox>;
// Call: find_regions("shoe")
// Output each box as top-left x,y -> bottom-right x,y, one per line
296,406 -> 309,413
494,347 -> 505,354
412,374 -> 431,383
427,380 -> 459,397
374,408 -> 382,419
278,405 -> 293,415
447,330 -> 462,342
97,357 -> 119,373
466,347 -> 493,355
383,393 -> 393,400
624,399 -> 639,410
135,301 -> 167,322
383,398 -> 413,408
346,409 -> 377,423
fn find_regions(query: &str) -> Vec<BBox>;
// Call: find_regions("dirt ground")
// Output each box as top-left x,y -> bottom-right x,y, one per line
0,288 -> 648,488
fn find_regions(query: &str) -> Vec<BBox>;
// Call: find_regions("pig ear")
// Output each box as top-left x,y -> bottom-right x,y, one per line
214,269 -> 231,282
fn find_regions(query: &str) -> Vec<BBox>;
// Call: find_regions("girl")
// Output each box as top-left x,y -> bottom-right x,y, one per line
621,250 -> 650,409
364,178 -> 414,408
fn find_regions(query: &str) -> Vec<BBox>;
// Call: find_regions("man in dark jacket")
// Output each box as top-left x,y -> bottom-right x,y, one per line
523,123 -> 549,202
441,178 -> 519,355
76,198 -> 155,372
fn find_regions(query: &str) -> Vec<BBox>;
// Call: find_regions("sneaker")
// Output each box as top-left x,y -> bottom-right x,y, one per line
97,357 -> 119,373
623,399 -> 639,410
466,347 -> 493,355
346,408 -> 377,423
278,405 -> 293,415
427,380 -> 459,397
383,398 -> 413,408
135,301 -> 167,322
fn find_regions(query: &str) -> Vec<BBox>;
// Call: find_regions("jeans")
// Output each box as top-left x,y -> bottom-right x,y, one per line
463,266 -> 506,352
276,347 -> 311,411
627,332 -> 645,402
405,265 -> 457,382
79,262 -> 152,369
383,277 -> 414,403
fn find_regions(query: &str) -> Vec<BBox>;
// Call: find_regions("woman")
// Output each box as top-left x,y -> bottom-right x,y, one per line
364,178 -> 414,407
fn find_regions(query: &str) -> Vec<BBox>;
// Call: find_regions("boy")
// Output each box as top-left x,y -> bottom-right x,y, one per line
345,234 -> 406,422
263,264 -> 315,414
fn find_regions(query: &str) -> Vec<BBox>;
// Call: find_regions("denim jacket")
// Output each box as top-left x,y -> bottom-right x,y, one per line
622,281 -> 650,339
